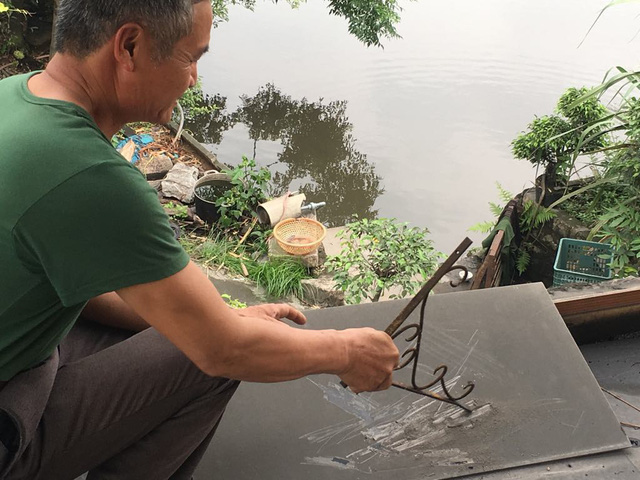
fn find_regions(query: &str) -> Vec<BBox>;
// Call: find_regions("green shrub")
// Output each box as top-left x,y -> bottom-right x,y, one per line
327,217 -> 442,304
215,156 -> 271,233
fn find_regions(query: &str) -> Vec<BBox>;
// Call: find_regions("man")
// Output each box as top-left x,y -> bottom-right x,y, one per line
0,1 -> 399,479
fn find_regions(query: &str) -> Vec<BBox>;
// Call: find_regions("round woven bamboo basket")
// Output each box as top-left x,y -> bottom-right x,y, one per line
273,218 -> 326,255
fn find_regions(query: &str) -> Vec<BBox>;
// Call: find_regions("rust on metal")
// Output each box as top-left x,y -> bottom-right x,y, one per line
386,237 -> 476,413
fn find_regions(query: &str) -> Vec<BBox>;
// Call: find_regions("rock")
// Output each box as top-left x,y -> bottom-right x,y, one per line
147,180 -> 162,191
138,154 -> 174,179
301,276 -> 345,307
267,236 -> 324,268
161,163 -> 199,203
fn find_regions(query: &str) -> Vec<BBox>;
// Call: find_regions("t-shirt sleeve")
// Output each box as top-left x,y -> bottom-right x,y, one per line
12,161 -> 190,306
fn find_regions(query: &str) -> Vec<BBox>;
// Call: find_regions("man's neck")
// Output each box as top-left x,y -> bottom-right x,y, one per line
27,53 -> 123,139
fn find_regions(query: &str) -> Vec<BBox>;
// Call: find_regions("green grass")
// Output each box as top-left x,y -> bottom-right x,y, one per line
180,234 -> 310,299
248,258 -> 308,299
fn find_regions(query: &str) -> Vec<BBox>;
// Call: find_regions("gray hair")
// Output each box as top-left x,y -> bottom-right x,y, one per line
54,0 -> 207,60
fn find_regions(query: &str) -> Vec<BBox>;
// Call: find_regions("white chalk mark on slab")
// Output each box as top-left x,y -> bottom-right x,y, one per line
301,377 -> 494,474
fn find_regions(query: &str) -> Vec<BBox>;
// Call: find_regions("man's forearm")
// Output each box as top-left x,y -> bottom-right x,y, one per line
82,292 -> 150,332
117,261 -> 398,391
189,314 -> 349,382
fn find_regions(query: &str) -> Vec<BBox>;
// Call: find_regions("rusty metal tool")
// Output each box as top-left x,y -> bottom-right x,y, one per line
341,237 -> 476,413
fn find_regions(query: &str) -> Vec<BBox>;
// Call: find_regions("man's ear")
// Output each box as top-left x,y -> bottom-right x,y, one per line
113,23 -> 145,72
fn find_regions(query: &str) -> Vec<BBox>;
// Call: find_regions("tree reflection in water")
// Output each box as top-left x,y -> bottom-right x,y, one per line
184,83 -> 383,227
182,92 -> 236,146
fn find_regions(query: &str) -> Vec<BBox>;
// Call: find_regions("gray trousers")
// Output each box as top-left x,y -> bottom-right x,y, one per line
0,320 -> 239,480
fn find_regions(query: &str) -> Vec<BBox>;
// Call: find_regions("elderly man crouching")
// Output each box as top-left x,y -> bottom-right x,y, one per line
0,1 -> 399,479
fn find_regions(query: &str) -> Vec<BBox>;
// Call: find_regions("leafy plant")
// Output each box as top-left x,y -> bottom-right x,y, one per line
557,67 -> 640,276
0,1 -> 30,59
326,217 -> 442,304
221,293 -> 247,309
519,199 -> 557,233
327,0 -> 403,47
511,87 -> 609,201
579,0 -> 640,47
515,248 -> 531,276
180,233 -> 242,268
469,183 -> 557,276
163,201 -> 189,220
176,79 -> 218,120
514,199 -> 557,274
469,182 -> 513,233
590,201 -> 640,276
215,156 -> 271,233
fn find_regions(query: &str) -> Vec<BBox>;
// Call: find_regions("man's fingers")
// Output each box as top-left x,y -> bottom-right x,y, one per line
237,303 -> 307,325
261,304 -> 306,324
348,374 -> 392,395
276,304 -> 307,325
374,374 -> 393,392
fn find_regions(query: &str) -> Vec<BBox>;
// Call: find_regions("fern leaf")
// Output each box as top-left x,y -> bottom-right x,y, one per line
516,249 -> 531,275
489,202 -> 503,217
533,207 -> 557,227
469,221 -> 496,233
496,182 -> 514,203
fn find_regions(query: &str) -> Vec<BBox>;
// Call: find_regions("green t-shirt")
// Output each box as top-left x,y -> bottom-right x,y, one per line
0,73 -> 190,381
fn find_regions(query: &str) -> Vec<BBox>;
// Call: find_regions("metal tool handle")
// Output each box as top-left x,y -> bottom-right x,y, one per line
339,238 -> 473,402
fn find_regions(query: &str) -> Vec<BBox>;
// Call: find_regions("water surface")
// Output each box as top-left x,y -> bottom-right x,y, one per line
194,0 -> 640,251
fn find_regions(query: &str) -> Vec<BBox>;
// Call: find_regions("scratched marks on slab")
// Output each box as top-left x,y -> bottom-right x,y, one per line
301,377 -> 494,474
420,328 -> 503,382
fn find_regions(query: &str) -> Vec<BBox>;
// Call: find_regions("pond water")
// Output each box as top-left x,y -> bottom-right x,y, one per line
193,0 -> 640,252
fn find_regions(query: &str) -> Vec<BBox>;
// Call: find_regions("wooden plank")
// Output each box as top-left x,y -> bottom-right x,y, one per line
491,255 -> 502,287
471,261 -> 489,290
488,230 -> 505,258
165,121 -> 225,172
554,287 -> 640,317
482,230 -> 504,288
485,260 -> 497,289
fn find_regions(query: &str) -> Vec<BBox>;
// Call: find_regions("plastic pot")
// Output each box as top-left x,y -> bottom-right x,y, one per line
193,171 -> 233,224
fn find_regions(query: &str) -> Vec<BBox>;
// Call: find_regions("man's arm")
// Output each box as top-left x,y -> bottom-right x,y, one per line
83,292 -> 307,332
82,291 -> 150,331
116,261 -> 399,393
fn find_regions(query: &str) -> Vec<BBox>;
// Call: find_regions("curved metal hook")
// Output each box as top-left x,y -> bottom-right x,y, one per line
447,265 -> 470,287
397,348 -> 417,370
383,238 -> 477,413
432,365 -> 475,401
392,323 -> 420,343
413,363 -> 447,392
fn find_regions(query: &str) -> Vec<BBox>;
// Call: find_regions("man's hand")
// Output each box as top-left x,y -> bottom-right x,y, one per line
338,328 -> 399,394
237,304 -> 306,325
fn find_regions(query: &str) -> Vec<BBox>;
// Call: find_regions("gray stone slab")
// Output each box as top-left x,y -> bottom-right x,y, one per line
197,283 -> 629,479
464,450 -> 639,479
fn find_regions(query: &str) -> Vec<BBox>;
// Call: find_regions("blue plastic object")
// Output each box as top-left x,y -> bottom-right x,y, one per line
115,134 -> 154,164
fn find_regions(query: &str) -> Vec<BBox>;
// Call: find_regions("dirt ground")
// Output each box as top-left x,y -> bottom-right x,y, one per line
0,50 -> 48,80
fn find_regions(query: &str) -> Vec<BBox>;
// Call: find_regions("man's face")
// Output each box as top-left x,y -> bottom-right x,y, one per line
135,2 -> 212,124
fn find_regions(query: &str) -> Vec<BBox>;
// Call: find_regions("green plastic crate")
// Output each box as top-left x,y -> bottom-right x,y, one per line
553,238 -> 613,286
